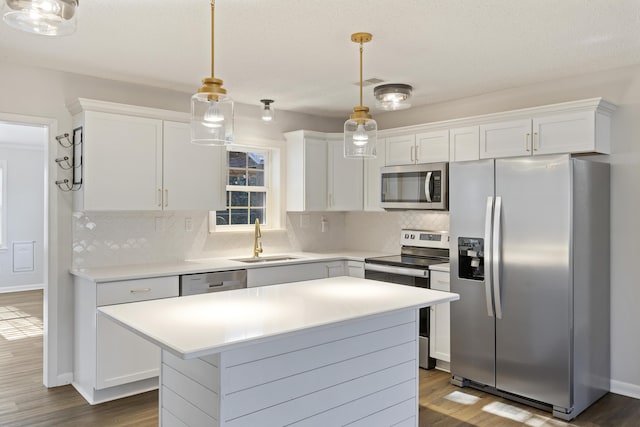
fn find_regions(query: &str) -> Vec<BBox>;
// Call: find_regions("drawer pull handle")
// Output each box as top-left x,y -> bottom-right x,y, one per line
437,280 -> 449,285
129,288 -> 152,293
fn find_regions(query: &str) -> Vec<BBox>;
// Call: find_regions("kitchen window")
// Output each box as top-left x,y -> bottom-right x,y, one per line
214,149 -> 270,228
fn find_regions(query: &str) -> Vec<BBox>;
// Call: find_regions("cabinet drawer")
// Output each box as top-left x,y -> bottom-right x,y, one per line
97,276 -> 179,306
430,271 -> 450,292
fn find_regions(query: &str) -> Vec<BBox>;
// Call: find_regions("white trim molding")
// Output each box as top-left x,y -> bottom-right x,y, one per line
611,379 -> 640,400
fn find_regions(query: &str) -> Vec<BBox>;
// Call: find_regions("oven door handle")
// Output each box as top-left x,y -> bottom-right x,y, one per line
364,263 -> 429,278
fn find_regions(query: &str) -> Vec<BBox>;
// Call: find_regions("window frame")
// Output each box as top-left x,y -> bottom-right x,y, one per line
210,142 -> 283,232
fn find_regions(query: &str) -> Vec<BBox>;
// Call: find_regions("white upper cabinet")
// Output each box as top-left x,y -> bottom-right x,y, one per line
162,121 -> 226,211
79,111 -> 163,211
285,130 -> 362,212
449,126 -> 480,162
385,134 -> 416,166
69,99 -> 226,212
363,138 -> 386,211
327,137 -> 363,211
415,130 -> 450,163
479,118 -> 532,159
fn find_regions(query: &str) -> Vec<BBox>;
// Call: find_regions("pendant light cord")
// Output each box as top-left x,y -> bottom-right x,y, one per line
211,0 -> 215,78
359,41 -> 363,107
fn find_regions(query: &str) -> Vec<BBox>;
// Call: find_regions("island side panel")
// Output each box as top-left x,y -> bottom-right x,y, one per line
218,309 -> 420,427
160,351 -> 222,426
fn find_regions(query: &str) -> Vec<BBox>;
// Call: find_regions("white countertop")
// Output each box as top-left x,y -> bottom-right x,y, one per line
99,276 -> 459,359
70,250 -> 389,282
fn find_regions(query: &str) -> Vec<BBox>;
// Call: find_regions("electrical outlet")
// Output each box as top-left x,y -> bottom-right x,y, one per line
185,217 -> 193,232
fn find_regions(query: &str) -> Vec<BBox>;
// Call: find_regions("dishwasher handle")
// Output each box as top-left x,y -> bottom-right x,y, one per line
180,270 -> 247,296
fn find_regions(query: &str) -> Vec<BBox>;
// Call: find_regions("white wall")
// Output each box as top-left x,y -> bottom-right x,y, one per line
0,59 -> 343,386
362,63 -> 640,398
0,141 -> 45,291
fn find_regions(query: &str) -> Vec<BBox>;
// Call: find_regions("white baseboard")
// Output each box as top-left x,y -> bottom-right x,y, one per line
0,283 -> 44,293
56,372 -> 73,387
611,379 -> 640,399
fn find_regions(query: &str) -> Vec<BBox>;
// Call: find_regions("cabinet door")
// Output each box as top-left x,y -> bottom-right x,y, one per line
82,111 -> 163,210
533,111 -> 595,155
449,126 -> 480,162
363,138 -> 386,211
162,121 -> 226,211
96,314 -> 160,389
346,261 -> 364,278
479,119 -> 532,159
429,270 -> 451,363
326,261 -> 346,277
327,139 -> 363,211
304,137 -> 328,211
416,130 -> 449,163
385,135 -> 416,166
247,262 -> 328,287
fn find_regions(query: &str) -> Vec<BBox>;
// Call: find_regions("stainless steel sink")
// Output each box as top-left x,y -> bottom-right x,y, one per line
232,255 -> 299,264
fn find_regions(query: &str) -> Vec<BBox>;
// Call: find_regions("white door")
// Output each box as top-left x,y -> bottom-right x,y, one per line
533,111 -> 595,155
385,134 -> 416,166
480,119 -> 532,159
304,137 -> 328,211
327,139 -> 363,211
416,130 -> 449,163
162,121 -> 226,211
82,111 -> 163,210
449,126 -> 480,162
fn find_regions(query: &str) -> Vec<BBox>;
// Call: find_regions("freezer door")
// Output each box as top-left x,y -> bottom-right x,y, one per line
449,159 -> 496,387
494,155 -> 571,408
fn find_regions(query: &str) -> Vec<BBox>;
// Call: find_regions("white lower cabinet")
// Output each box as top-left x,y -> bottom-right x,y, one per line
346,260 -> 365,278
73,275 -> 179,404
429,270 -> 451,366
247,261 -> 346,288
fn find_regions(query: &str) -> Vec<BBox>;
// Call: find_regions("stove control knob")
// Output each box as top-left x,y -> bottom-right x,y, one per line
411,234 -> 415,239
404,233 -> 409,239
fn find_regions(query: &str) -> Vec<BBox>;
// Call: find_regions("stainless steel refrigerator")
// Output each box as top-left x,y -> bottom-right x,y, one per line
449,154 -> 610,420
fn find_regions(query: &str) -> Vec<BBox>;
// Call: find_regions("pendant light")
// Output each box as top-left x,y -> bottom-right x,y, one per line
2,0 -> 78,36
260,99 -> 275,122
191,0 -> 233,146
344,32 -> 377,159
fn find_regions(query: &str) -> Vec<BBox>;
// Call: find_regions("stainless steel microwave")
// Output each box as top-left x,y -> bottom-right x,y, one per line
380,162 -> 448,210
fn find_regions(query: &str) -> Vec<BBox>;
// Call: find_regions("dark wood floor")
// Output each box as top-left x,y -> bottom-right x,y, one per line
0,290 -> 638,426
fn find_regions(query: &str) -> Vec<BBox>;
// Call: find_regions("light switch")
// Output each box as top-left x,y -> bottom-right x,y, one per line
185,217 -> 193,232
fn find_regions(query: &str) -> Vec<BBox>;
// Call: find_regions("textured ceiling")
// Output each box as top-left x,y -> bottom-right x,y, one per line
1,0 -> 640,117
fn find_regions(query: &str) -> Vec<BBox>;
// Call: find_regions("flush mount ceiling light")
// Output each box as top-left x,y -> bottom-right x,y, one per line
2,0 -> 78,36
344,32 -> 377,159
260,99 -> 275,123
374,83 -> 413,111
191,0 -> 233,146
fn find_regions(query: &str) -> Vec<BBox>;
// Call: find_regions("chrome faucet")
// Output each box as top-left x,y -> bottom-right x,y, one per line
253,218 -> 263,258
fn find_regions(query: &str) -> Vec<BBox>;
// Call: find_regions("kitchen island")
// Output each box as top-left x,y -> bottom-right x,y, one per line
99,276 -> 459,427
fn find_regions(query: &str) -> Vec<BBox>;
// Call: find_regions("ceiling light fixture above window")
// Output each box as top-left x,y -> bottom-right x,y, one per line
260,99 -> 275,123
2,0 -> 78,36
374,83 -> 413,111
191,0 -> 233,146
344,32 -> 377,159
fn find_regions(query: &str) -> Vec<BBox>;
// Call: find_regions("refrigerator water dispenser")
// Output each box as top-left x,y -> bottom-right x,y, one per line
458,237 -> 484,280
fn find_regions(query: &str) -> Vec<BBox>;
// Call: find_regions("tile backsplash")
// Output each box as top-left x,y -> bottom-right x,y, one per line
72,210 -> 449,269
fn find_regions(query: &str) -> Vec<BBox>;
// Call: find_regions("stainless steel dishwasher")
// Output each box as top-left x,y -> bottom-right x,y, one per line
179,270 -> 247,296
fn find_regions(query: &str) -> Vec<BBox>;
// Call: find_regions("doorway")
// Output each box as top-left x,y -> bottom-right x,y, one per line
0,112 -> 56,388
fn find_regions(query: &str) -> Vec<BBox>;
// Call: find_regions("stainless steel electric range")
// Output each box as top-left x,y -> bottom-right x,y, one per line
364,229 -> 450,369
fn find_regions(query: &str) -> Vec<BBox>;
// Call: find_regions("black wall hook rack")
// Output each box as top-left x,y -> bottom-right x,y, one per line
55,127 -> 83,192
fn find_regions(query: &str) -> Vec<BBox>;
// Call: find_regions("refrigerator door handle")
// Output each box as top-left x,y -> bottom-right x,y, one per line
493,196 -> 503,319
425,172 -> 433,202
484,196 -> 494,317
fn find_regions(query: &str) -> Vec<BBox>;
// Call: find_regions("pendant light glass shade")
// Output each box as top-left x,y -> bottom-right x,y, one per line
344,32 -> 377,159
191,88 -> 234,145
190,0 -> 233,146
3,0 -> 78,36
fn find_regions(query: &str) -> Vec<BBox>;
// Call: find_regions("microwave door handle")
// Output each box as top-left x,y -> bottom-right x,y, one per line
425,172 -> 433,202
484,196 -> 494,317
